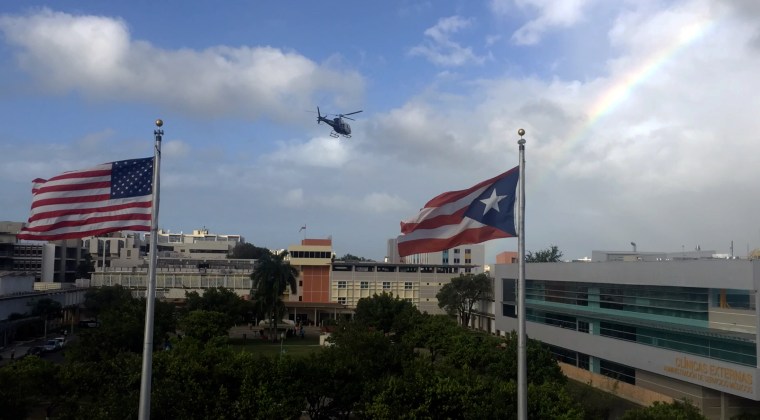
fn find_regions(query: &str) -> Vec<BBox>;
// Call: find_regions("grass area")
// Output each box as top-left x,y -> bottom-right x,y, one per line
228,334 -> 323,358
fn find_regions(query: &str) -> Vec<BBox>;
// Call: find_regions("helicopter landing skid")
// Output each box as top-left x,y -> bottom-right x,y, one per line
330,131 -> 339,138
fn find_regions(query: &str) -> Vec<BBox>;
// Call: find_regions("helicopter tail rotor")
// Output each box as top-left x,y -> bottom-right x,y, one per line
317,107 -> 321,124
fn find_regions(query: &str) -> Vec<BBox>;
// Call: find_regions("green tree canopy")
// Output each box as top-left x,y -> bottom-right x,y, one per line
621,400 -> 706,420
436,273 -> 493,326
184,287 -> 252,324
353,293 -> 421,336
339,253 -> 374,262
229,242 -> 270,259
526,245 -> 564,262
179,310 -> 233,343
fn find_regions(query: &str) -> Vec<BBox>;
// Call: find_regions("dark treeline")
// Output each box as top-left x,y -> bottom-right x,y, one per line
0,286 -> 706,419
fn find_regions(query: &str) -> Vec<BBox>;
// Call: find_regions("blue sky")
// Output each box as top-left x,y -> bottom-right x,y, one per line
2,1 -> 760,262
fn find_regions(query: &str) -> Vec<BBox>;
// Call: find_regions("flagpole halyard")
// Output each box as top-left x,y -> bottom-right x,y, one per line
516,128 -> 527,420
138,119 -> 163,420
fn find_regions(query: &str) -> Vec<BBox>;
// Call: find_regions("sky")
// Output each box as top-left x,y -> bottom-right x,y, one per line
2,1 -> 760,263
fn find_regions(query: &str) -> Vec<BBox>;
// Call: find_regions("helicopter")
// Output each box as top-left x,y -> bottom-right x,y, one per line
316,107 -> 362,138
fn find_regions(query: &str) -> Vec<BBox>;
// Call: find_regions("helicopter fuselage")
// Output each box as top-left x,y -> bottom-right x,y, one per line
320,117 -> 351,136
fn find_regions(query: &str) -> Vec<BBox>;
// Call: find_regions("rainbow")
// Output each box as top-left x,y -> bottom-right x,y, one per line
541,17 -> 714,175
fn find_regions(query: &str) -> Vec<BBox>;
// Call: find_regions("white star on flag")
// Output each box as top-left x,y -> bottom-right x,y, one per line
479,188 -> 507,215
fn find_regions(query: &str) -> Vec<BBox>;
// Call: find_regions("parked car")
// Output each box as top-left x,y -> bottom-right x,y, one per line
53,337 -> 66,349
43,340 -> 58,353
79,320 -> 100,328
26,346 -> 44,357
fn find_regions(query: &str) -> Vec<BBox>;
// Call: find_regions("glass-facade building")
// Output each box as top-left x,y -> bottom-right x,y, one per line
495,258 -> 760,418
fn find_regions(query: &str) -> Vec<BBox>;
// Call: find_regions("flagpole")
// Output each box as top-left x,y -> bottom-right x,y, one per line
517,128 -> 527,420
139,119 -> 163,420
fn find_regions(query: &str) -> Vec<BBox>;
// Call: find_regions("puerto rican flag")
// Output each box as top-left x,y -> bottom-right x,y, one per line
397,166 -> 519,258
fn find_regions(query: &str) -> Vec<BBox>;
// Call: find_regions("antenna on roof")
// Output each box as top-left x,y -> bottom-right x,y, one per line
630,242 -> 636,252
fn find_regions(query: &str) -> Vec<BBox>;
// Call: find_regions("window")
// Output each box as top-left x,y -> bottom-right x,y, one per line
360,281 -> 369,289
337,281 -> 347,289
578,321 -> 590,333
404,282 -> 413,290
382,281 -> 391,289
454,249 -> 460,254
465,258 -> 471,264
454,258 -> 460,264
338,297 -> 347,305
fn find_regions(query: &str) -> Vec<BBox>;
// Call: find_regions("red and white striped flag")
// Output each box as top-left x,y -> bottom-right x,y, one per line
17,157 -> 154,241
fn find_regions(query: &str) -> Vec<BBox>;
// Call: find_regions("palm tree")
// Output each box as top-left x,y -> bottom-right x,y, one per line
250,250 -> 299,340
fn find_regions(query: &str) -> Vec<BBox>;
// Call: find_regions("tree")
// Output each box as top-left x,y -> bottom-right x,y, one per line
250,250 -> 299,339
180,310 -> 233,343
436,273 -> 493,327
184,287 -> 252,324
526,245 -> 564,262
339,253 -> 374,262
29,298 -> 62,339
229,242 -> 270,259
76,252 -> 95,279
353,293 -> 420,337
621,400 -> 706,420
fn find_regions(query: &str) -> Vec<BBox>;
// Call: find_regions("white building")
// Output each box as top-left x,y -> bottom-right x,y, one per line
494,252 -> 760,419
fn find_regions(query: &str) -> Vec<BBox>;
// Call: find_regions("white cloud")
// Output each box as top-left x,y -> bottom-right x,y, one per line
163,140 -> 191,158
409,16 -> 487,66
265,136 -> 353,168
0,8 -> 364,122
490,0 -> 593,45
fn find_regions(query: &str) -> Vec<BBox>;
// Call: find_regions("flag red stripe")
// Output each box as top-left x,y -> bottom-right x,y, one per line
398,227 -> 513,257
45,168 -> 112,183
21,214 -> 152,232
28,201 -> 152,223
31,194 -> 113,209
423,169 -> 516,208
16,225 -> 150,241
400,208 -> 467,234
35,181 -> 111,195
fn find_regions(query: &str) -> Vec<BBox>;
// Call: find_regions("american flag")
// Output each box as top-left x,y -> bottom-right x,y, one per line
397,166 -> 519,257
17,157 -> 154,241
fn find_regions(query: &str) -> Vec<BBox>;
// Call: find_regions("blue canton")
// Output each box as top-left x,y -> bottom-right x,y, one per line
463,169 -> 519,236
110,158 -> 154,199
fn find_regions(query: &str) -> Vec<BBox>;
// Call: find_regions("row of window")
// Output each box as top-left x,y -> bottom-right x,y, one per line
336,281 -> 414,290
290,251 -> 332,259
521,308 -> 757,366
332,265 -> 468,273
336,296 -> 414,305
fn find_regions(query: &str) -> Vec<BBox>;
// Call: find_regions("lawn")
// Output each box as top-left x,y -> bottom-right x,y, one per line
228,334 -> 324,358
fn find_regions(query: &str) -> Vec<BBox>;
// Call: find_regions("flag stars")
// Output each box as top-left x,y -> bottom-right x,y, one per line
480,188 -> 507,215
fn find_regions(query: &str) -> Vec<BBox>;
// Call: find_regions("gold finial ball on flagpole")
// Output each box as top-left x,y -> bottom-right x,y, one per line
518,128 -> 525,137
155,119 -> 163,128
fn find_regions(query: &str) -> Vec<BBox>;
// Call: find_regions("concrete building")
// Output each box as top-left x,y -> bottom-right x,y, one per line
494,252 -> 760,419
386,238 -> 486,275
1,221 -> 86,282
146,228 -> 243,260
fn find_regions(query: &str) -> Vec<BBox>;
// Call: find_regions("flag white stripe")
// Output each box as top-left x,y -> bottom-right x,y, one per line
26,207 -> 152,228
32,187 -> 112,202
401,185 -> 490,226
18,219 -> 151,238
398,217 -> 488,243
27,195 -> 152,218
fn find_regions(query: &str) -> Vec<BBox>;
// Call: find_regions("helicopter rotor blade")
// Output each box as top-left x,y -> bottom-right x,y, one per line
342,116 -> 355,121
342,110 -> 363,116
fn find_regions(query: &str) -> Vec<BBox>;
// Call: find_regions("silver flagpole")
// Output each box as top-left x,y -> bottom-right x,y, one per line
517,128 -> 527,420
139,119 -> 163,420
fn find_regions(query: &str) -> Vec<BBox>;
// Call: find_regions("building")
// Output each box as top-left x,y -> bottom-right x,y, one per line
146,228 -> 243,260
385,238 -> 486,275
494,252 -> 760,419
1,221 -> 86,282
